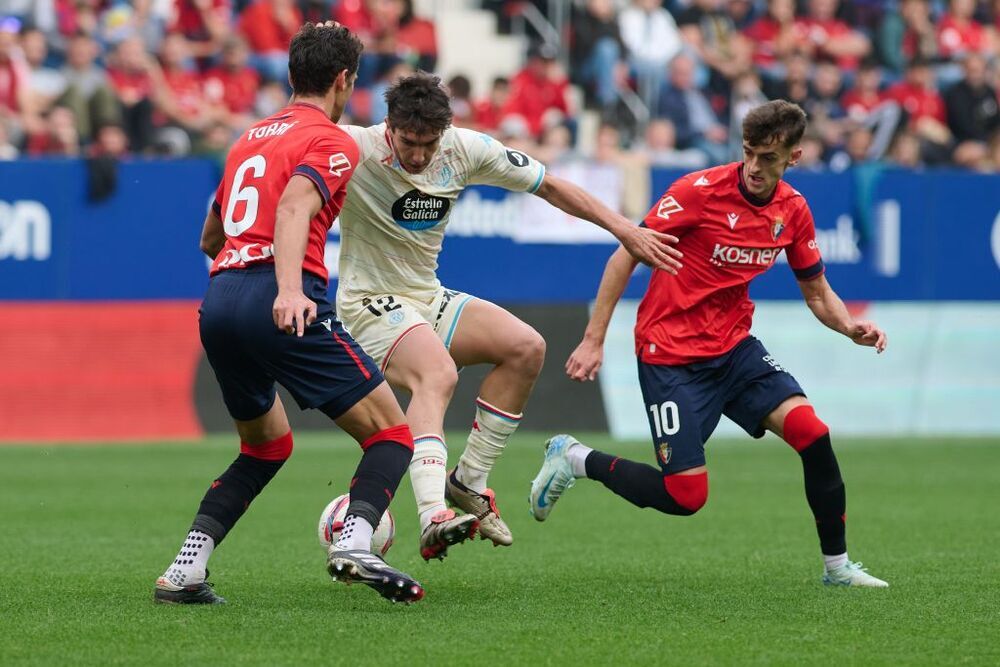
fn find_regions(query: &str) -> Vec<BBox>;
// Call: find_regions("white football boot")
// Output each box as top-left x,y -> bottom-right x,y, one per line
823,561 -> 889,588
529,434 -> 578,522
445,470 -> 513,546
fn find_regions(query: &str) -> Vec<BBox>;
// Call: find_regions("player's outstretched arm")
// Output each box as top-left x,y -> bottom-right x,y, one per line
272,175 -> 324,337
567,247 -> 640,382
798,274 -> 887,353
199,210 -> 225,259
533,173 -> 683,275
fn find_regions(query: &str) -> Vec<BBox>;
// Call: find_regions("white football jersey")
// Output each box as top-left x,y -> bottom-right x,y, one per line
337,123 -> 546,301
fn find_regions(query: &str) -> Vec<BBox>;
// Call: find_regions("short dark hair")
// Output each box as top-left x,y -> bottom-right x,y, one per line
385,71 -> 453,134
288,23 -> 363,97
742,100 -> 808,148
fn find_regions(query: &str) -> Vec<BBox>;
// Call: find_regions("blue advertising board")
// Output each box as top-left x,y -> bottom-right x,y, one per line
1,159 -> 998,302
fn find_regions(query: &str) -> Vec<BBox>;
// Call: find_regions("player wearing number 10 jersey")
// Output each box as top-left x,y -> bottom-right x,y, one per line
531,101 -> 891,588
154,23 -> 424,606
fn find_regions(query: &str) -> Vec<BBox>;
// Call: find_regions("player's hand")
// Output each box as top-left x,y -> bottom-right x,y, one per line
566,337 -> 604,382
848,320 -> 887,353
273,290 -> 317,337
619,225 -> 683,275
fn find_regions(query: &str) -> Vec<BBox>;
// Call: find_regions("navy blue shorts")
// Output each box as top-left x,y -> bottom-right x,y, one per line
637,336 -> 804,474
199,265 -> 383,422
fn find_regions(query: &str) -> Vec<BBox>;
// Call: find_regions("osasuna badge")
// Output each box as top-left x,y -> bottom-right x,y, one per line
772,217 -> 785,241
657,441 -> 672,465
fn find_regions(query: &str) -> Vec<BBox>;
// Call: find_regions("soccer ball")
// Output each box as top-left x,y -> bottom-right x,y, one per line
317,493 -> 395,556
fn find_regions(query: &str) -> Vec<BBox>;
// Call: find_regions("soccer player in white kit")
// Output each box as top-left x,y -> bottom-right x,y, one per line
336,73 -> 682,560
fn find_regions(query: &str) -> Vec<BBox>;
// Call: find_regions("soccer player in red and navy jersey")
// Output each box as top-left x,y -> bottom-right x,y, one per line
154,23 -> 424,605
530,101 -> 890,587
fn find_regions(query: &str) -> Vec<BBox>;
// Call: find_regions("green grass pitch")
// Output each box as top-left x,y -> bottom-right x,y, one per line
2,433 -> 998,665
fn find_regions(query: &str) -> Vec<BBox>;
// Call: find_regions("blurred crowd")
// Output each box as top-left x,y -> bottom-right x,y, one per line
0,0 -> 998,173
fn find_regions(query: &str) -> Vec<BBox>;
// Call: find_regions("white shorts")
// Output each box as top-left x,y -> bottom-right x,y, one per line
336,286 -> 476,371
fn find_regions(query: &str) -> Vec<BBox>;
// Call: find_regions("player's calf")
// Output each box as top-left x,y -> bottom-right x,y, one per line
154,431 -> 294,602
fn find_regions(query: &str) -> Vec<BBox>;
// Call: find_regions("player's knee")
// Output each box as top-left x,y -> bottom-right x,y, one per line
415,362 -> 459,400
663,471 -> 709,515
782,405 -> 829,453
508,328 -> 546,377
240,430 -> 293,461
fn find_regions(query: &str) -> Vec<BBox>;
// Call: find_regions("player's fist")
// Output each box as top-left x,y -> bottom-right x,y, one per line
619,225 -> 683,275
848,320 -> 887,354
566,336 -> 604,382
273,290 -> 318,337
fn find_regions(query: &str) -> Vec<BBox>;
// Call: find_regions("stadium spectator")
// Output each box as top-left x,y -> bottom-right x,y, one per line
794,0 -> 871,71
841,59 -> 886,120
619,0 -> 682,110
0,116 -> 18,158
885,56 -> 952,162
763,52 -> 811,108
52,0 -> 103,41
944,53 -> 1000,167
20,27 -> 65,113
803,59 -> 847,150
655,53 -> 728,165
170,0 -> 230,61
238,0 -> 302,83
795,131 -> 828,170
367,57 -> 413,125
828,125 -> 875,171
636,117 -> 708,169
743,0 -> 807,75
155,31 -> 225,153
535,122 -> 575,165
473,75 -> 509,131
888,129 -> 924,167
500,43 -> 571,139
936,0 -> 994,60
57,31 -> 120,143
729,69 -> 769,159
26,104 -> 80,156
447,73 -> 474,127
878,0 -> 940,75
100,0 -> 167,54
202,36 -> 260,132
374,0 -> 437,72
106,36 -> 159,152
570,0 -> 627,112
0,18 -> 40,145
675,0 -> 752,101
89,121 -> 128,158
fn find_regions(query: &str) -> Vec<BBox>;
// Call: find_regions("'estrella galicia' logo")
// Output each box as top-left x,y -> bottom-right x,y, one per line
391,189 -> 451,231
506,149 -> 530,167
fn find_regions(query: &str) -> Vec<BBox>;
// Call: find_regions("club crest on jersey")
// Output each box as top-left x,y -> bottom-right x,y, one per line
657,442 -> 672,465
656,195 -> 683,219
391,189 -> 451,231
772,217 -> 785,241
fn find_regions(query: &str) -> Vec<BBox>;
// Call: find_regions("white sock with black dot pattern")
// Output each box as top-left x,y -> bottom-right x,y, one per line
334,514 -> 375,552
160,530 -> 214,588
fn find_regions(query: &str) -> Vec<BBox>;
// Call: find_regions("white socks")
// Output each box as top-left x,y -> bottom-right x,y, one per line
334,514 -> 375,552
456,398 -> 522,492
566,442 -> 593,478
410,434 -> 448,530
161,530 -> 214,588
824,552 -> 849,571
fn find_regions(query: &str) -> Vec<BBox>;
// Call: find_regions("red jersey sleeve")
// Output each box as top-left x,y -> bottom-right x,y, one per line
292,133 -> 359,207
786,199 -> 825,281
641,175 -> 704,236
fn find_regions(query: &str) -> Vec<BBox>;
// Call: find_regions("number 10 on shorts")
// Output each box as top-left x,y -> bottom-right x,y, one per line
649,401 -> 680,437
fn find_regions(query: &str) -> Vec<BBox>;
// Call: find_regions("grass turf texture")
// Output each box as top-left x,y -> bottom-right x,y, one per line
2,434 -> 998,666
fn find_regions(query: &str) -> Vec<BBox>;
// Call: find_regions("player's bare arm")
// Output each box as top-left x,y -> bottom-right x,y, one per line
798,274 -> 887,353
567,246 -> 640,382
199,210 -> 225,259
533,173 -> 683,275
272,174 -> 324,337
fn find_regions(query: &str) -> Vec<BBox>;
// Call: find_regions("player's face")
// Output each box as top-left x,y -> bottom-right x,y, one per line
387,125 -> 443,174
741,139 -> 801,198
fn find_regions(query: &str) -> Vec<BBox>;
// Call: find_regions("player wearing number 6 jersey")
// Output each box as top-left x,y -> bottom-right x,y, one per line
335,72 -> 682,560
154,24 -> 424,605
530,101 -> 890,588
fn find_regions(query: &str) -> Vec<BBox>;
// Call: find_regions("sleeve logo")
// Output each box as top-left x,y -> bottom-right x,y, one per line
329,152 -> 352,177
505,149 -> 530,167
656,195 -> 684,219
